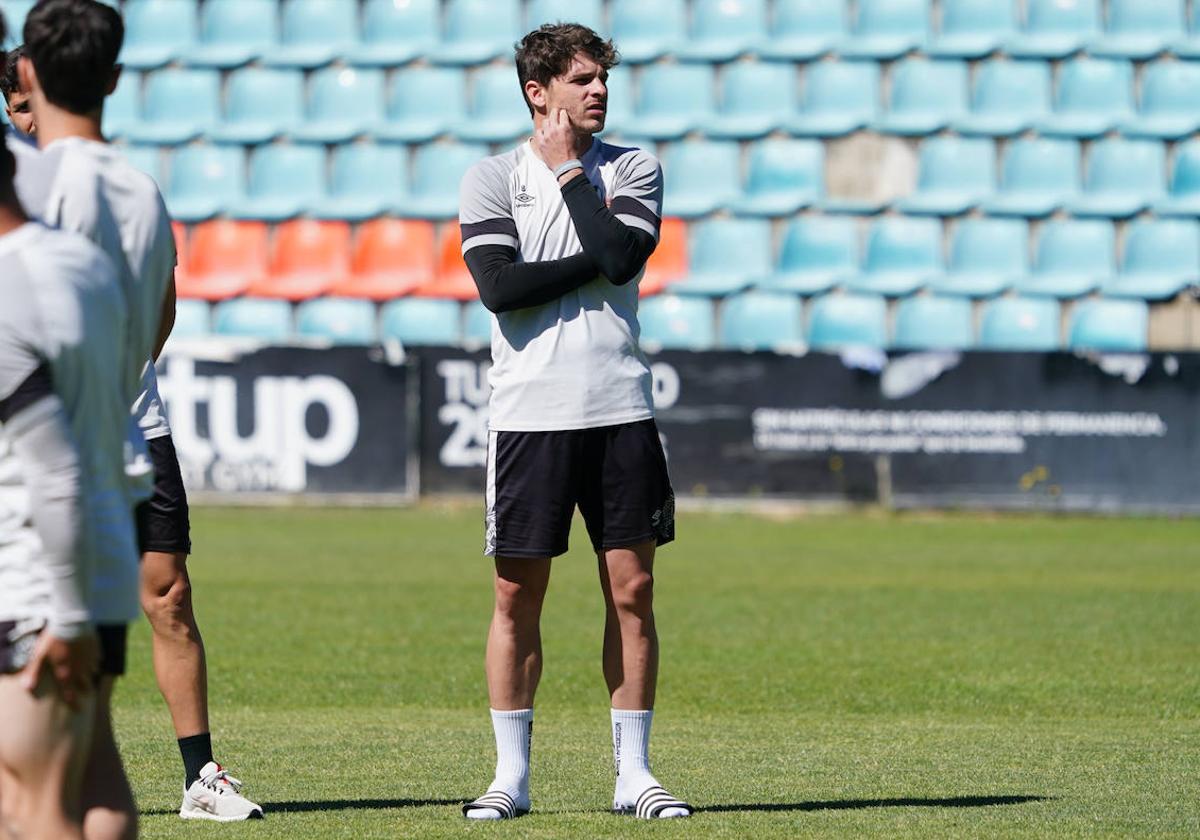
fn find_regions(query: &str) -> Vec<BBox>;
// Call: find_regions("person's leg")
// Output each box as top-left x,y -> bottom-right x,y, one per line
598,541 -> 658,710
80,676 -> 137,840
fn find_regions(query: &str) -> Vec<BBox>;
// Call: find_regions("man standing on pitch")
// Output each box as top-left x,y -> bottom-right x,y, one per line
458,23 -> 692,821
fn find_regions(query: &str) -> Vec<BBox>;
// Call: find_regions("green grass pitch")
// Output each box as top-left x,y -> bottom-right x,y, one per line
115,505 -> 1199,838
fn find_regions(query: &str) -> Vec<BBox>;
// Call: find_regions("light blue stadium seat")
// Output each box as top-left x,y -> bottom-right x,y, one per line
759,216 -> 857,296
292,67 -> 386,144
102,71 -> 140,140
1066,138 -> 1166,219
456,66 -> 528,143
185,0 -> 278,69
399,143 -> 488,219
873,58 -> 968,136
123,68 -> 220,146
625,64 -> 715,141
526,0 -> 604,33
730,139 -> 822,217
296,297 -> 378,345
462,300 -> 493,347
374,67 -> 466,143
661,140 -> 741,219
230,144 -> 327,222
978,297 -> 1060,350
210,67 -> 304,145
982,138 -> 1080,218
892,295 -> 975,350
120,144 -> 163,186
599,66 -> 633,136
379,298 -> 462,346
1007,0 -> 1101,59
807,293 -> 887,350
838,0 -> 930,60
1068,298 -> 1148,352
213,297 -> 293,341
789,60 -> 879,137
1172,4 -> 1200,57
757,0 -> 846,61
0,0 -> 33,48
672,218 -> 773,297
953,59 -> 1052,137
896,136 -> 996,216
312,144 -> 407,222
1117,60 -> 1200,140
429,0 -> 521,66
928,0 -> 1018,58
1013,220 -> 1114,298
170,299 -> 211,340
1154,140 -> 1200,217
709,62 -> 798,140
637,295 -> 715,351
349,0 -> 438,67
1101,220 -> 1200,300
1089,0 -> 1183,60
264,0 -> 357,69
718,290 -> 804,351
845,216 -> 943,297
609,0 -> 686,63
119,0 -> 197,70
165,144 -> 245,222
677,0 -> 767,62
1036,58 -> 1134,139
929,218 -> 1026,298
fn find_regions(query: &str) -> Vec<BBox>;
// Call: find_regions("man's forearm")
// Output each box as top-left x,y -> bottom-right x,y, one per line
559,174 -> 656,285
465,245 -> 600,313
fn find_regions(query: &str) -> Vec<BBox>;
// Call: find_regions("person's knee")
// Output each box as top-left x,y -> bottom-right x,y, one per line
611,570 -> 655,617
493,575 -> 546,624
140,567 -> 193,628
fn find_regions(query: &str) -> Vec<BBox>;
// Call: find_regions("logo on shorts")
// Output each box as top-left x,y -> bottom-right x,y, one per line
515,184 -> 535,208
651,509 -> 662,526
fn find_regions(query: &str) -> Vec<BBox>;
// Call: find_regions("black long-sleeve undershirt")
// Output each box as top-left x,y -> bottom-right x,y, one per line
465,245 -> 600,313
559,173 -> 657,286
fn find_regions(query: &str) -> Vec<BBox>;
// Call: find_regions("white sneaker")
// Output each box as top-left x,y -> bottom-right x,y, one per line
179,761 -> 264,821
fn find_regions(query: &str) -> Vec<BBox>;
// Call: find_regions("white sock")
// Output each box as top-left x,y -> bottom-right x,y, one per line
611,709 -> 689,818
467,708 -> 532,820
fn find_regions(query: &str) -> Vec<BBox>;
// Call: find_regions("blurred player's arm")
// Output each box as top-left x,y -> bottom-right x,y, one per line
152,273 -> 176,361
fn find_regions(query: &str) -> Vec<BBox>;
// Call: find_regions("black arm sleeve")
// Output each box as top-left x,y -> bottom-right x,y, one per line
559,174 -> 657,286
464,245 -> 601,313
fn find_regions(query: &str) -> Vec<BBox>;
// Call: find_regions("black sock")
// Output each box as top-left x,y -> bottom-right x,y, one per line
178,732 -> 214,788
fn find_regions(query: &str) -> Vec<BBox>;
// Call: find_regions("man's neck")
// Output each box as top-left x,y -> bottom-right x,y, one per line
32,107 -> 104,149
0,199 -> 29,238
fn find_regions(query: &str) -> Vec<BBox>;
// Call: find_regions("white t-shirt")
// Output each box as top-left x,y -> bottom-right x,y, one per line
459,139 -> 664,432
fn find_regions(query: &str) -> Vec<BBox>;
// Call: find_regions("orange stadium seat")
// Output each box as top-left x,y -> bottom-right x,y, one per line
176,220 -> 269,301
249,219 -> 352,301
639,217 -> 687,297
329,218 -> 437,301
413,224 -> 479,300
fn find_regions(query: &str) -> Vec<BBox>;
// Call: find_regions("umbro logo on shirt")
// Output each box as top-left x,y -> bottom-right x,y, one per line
515,185 -> 535,208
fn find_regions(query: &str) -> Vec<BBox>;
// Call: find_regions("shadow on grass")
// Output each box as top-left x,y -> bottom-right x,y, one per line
142,797 -> 465,817
700,795 -> 1049,814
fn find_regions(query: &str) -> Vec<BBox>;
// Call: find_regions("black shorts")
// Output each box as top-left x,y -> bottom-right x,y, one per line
136,435 -> 192,556
485,419 -> 676,558
0,621 -> 127,677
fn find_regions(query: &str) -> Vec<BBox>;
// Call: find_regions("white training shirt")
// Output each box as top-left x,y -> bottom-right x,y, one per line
459,139 -> 664,432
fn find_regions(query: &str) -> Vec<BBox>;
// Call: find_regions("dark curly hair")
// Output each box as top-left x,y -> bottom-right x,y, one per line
1,45 -> 23,100
514,23 -> 619,116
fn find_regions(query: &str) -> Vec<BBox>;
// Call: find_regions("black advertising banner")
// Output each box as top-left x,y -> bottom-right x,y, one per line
416,347 -> 492,494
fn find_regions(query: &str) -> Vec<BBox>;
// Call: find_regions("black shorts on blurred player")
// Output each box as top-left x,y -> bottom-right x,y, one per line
0,621 -> 128,677
136,435 -> 192,556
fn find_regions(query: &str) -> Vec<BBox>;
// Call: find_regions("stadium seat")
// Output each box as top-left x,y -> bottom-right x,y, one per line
789,60 -> 880,137
399,143 -> 488,220
250,219 -> 352,301
102,71 -> 140,140
927,0 -> 1018,58
718,290 -> 804,352
625,64 -> 715,141
120,145 -> 162,186
759,216 -> 857,296
845,217 -> 943,297
1067,298 -> 1148,352
1013,220 -> 1114,298
212,297 -> 293,341
838,0 -> 930,60
0,1 -> 34,50
1154,140 -> 1200,217
456,66 -> 529,143
231,144 -> 327,222
672,218 -> 773,297
170,298 -> 211,340
677,0 -> 768,62
412,225 -> 478,300
1172,7 -> 1200,57
978,297 -> 1060,351
462,300 -> 493,347
296,297 -> 378,345
895,136 -> 995,216
609,0 -> 686,63
119,0 -> 198,70
1036,58 -> 1134,139
953,59 -> 1052,137
730,139 -> 823,217
526,0 -> 605,34
349,0 -> 438,67
185,0 -> 278,69
1007,0 -> 1101,59
637,295 -> 715,351
164,144 -> 245,222
929,218 -> 1027,298
123,68 -> 220,145
807,293 -> 888,350
891,295 -> 975,350
1117,61 -> 1200,140
1088,0 -> 1184,60
1066,138 -> 1166,219
756,0 -> 847,61
1101,219 -> 1200,300
379,298 -> 462,346
709,62 -> 798,140
661,140 -> 741,219
982,138 -> 1081,218
313,144 -> 408,222
873,58 -> 969,136
639,217 -> 688,296
292,67 -> 386,144
374,67 -> 467,143
176,220 -> 269,301
264,0 -> 357,69
209,67 -> 304,145
429,0 -> 522,66
330,218 -> 436,300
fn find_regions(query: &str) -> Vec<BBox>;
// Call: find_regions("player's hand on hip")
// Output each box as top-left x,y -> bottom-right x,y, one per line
535,107 -> 577,171
21,629 -> 100,710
